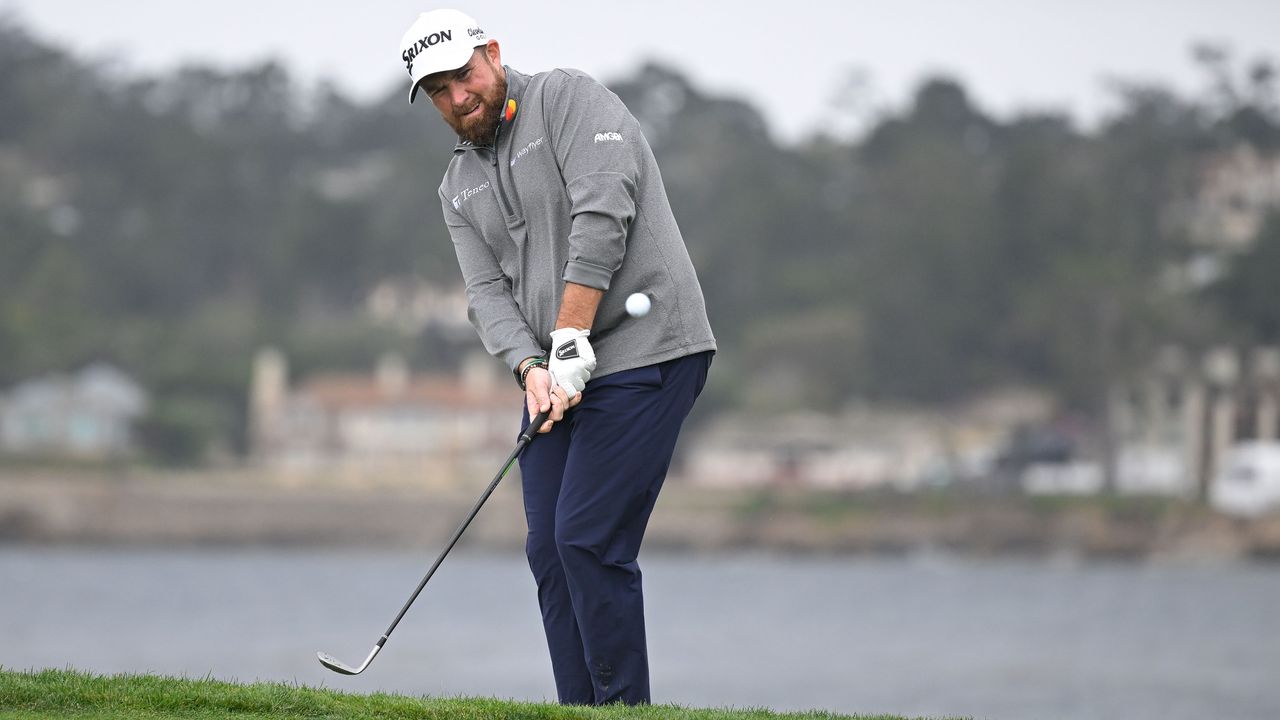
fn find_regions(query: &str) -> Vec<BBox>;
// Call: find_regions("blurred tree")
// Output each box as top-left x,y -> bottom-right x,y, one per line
1026,83 -> 1203,491
1209,212 -> 1280,342
4,14 -> 1280,468
1191,42 -> 1280,151
843,78 -> 1007,401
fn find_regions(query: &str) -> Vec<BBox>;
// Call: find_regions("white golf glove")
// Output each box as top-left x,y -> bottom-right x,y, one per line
549,327 -> 596,399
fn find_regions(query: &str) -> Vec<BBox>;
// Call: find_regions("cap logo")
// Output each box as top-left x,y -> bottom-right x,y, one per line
402,29 -> 454,75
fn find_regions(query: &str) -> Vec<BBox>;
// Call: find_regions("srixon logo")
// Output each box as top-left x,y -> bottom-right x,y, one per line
403,30 -> 453,75
555,341 -> 580,360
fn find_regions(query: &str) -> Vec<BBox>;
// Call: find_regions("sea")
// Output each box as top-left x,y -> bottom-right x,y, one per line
1,547 -> 1277,720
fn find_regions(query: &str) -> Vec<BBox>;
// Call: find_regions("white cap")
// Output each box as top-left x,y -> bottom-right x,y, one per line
399,9 -> 488,103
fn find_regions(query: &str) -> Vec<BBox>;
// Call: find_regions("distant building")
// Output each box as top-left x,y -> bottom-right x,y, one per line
248,348 -> 518,483
0,363 -> 148,457
1101,345 -> 1280,500
1173,144 -> 1280,289
364,280 -> 475,339
1186,143 -> 1280,252
684,389 -> 1050,490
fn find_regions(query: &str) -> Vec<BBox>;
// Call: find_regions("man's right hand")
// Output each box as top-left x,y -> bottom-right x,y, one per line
524,365 -> 581,433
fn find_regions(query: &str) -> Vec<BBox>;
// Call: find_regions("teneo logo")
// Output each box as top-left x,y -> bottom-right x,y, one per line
593,132 -> 624,144
453,181 -> 490,209
402,29 -> 453,75
510,136 -> 546,168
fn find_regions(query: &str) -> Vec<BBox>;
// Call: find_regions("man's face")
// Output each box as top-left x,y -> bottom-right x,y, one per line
420,42 -> 507,146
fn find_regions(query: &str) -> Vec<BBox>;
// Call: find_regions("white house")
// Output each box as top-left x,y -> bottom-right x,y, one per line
0,363 -> 148,457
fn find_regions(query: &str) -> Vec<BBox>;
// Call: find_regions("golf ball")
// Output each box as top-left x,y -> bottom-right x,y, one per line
625,292 -> 651,317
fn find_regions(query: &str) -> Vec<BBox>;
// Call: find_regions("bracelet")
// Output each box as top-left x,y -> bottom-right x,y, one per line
519,357 -> 548,391
513,355 -> 542,386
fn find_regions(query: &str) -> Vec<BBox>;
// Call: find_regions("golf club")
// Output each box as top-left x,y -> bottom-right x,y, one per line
317,407 -> 552,675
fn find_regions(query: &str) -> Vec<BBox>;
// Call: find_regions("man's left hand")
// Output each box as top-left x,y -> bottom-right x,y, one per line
549,327 -> 596,399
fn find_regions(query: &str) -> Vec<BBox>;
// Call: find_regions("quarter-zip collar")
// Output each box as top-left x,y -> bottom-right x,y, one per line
453,65 -> 530,154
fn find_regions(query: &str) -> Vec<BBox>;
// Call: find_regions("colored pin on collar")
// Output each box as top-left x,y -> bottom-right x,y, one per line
504,98 -> 517,122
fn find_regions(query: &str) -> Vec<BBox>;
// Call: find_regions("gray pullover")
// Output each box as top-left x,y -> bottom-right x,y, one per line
437,66 -> 716,379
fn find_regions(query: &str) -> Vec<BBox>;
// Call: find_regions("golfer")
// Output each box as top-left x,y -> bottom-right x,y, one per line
399,8 -> 716,706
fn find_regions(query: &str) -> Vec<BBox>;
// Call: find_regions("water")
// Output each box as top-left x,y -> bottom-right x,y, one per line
1,547 -> 1278,720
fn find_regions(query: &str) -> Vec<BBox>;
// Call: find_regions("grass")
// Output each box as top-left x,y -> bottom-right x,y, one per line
0,668 -> 960,720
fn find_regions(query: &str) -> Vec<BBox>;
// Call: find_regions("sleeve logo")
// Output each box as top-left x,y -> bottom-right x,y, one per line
593,132 -> 624,144
451,181 -> 490,210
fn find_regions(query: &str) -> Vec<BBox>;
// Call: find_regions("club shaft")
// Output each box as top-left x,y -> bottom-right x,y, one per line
379,409 -> 550,641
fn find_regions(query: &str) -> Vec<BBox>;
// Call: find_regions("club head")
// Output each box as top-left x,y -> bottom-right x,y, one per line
317,652 -> 361,675
317,642 -> 382,676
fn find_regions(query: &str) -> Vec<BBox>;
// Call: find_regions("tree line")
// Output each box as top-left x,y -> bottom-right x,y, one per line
1,19 -> 1277,463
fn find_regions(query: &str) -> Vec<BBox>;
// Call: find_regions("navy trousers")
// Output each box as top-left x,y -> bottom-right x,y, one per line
518,351 -> 712,705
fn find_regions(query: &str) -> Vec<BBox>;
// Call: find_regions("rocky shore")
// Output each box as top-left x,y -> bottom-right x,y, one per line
2,470 -> 1279,560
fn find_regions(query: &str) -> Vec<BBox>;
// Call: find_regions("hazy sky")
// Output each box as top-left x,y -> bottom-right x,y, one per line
3,0 -> 1278,142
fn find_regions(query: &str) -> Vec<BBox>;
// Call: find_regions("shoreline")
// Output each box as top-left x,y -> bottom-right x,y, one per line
2,470 -> 1279,561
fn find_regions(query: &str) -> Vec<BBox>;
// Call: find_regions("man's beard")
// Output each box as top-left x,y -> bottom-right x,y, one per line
449,74 -> 508,146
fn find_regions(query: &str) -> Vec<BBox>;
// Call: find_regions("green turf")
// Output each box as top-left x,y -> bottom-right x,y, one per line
0,667 -> 963,720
